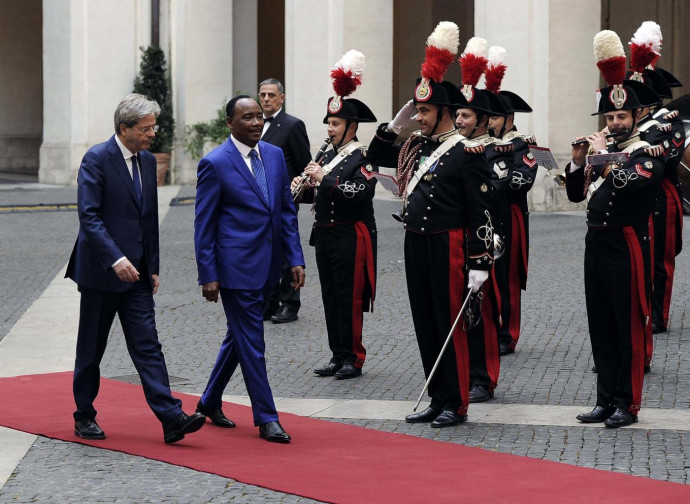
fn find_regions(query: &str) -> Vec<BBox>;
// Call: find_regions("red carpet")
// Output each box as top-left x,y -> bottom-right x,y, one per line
0,372 -> 688,503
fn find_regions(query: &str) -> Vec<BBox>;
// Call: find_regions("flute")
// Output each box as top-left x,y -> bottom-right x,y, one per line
571,130 -> 628,146
291,138 -> 331,201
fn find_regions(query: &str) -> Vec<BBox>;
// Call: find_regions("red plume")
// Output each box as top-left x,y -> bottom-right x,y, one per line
596,56 -> 626,86
484,46 -> 507,93
330,68 -> 362,98
629,43 -> 657,73
421,46 -> 455,83
460,53 -> 488,87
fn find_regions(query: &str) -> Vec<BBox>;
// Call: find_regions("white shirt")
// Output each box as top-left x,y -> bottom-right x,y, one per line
112,135 -> 142,268
114,135 -> 141,181
230,134 -> 263,174
261,108 -> 281,137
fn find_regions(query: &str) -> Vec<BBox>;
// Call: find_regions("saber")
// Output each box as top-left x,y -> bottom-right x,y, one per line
412,288 -> 474,412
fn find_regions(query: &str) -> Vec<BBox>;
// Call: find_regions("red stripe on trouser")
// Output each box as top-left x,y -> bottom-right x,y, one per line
484,270 -> 500,391
623,227 -> 647,414
661,179 -> 680,327
507,206 -> 526,347
449,229 -> 470,415
351,222 -> 375,368
645,215 -> 653,366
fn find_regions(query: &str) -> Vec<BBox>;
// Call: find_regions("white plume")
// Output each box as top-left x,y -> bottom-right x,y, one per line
631,21 -> 662,54
593,30 -> 624,61
488,46 -> 507,66
335,49 -> 366,76
426,21 -> 460,54
463,37 -> 488,58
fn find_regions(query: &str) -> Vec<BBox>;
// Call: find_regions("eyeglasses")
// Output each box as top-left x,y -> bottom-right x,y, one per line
134,125 -> 160,134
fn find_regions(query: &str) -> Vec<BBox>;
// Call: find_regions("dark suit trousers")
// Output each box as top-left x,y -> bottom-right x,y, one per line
73,282 -> 182,424
201,284 -> 279,426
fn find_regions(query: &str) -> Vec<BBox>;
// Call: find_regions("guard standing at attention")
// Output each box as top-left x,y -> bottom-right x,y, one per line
454,38 -> 507,405
293,50 -> 378,381
567,31 -> 664,428
625,21 -> 684,339
483,46 -> 539,357
368,22 -> 494,427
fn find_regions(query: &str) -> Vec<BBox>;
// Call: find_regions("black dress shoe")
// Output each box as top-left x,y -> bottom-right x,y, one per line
334,363 -> 362,380
314,361 -> 343,376
263,304 -> 278,321
576,405 -> 615,423
259,421 -> 291,443
469,385 -> 494,403
644,364 -> 651,374
163,412 -> 206,444
499,343 -> 514,356
271,305 -> 298,324
74,418 -> 106,440
431,410 -> 468,428
604,407 -> 637,428
196,400 -> 236,428
405,406 -> 441,423
592,365 -> 597,373
651,323 -> 667,334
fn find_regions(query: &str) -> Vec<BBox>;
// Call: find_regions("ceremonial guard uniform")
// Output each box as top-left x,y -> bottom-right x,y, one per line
625,21 -> 685,336
483,46 -> 539,356
569,31 -> 664,428
455,39 -> 508,404
368,23 -> 494,427
296,51 -> 378,380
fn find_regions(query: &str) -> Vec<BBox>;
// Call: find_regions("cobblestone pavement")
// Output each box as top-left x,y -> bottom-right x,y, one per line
0,183 -> 688,502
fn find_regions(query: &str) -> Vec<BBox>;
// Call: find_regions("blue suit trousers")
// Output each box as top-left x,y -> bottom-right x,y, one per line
201,284 -> 279,426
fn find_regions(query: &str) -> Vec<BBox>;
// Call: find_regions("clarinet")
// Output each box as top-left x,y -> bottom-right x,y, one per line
291,138 -> 331,201
571,130 -> 628,146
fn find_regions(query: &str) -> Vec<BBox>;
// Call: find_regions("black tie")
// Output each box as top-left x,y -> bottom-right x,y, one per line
264,116 -> 273,123
131,154 -> 142,204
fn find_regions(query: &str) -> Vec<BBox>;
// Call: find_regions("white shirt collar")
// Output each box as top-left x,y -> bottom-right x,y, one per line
114,135 -> 136,160
230,134 -> 260,158
265,108 -> 282,121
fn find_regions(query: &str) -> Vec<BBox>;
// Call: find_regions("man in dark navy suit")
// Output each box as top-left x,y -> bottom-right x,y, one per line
194,95 -> 305,443
258,78 -> 311,323
66,94 -> 205,444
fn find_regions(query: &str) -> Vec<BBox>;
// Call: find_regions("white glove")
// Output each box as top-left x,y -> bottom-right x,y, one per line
467,269 -> 489,293
388,99 -> 417,134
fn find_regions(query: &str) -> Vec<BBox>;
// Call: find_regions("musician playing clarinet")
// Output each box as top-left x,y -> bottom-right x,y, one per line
291,50 -> 378,380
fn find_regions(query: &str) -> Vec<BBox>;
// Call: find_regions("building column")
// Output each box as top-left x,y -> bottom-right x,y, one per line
475,0 -> 600,211
170,0 -> 234,184
286,0 -> 393,152
40,0 -> 147,185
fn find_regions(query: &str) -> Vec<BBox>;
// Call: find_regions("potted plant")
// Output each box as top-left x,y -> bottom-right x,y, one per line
133,45 -> 174,185
183,104 -> 230,160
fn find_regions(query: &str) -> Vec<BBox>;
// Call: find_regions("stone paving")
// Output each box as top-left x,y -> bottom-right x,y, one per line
0,182 -> 688,502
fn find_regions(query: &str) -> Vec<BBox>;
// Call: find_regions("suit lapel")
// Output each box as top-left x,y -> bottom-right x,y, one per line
108,136 -> 141,211
225,140 -> 270,209
260,109 -> 285,143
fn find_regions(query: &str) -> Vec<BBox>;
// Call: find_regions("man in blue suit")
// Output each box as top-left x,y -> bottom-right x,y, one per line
194,95 -> 306,443
66,94 -> 206,444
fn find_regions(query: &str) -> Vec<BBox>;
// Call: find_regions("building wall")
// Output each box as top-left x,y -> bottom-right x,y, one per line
0,0 -> 42,175
476,0 -> 600,211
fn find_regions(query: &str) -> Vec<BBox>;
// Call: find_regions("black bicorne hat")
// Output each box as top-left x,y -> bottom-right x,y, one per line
497,91 -> 532,114
593,80 -> 661,115
460,87 -> 507,116
654,66 -> 682,88
626,69 -> 672,99
414,78 -> 467,107
323,97 -> 377,123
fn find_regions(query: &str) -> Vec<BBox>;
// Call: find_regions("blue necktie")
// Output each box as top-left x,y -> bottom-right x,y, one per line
249,149 -> 269,203
131,154 -> 142,204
